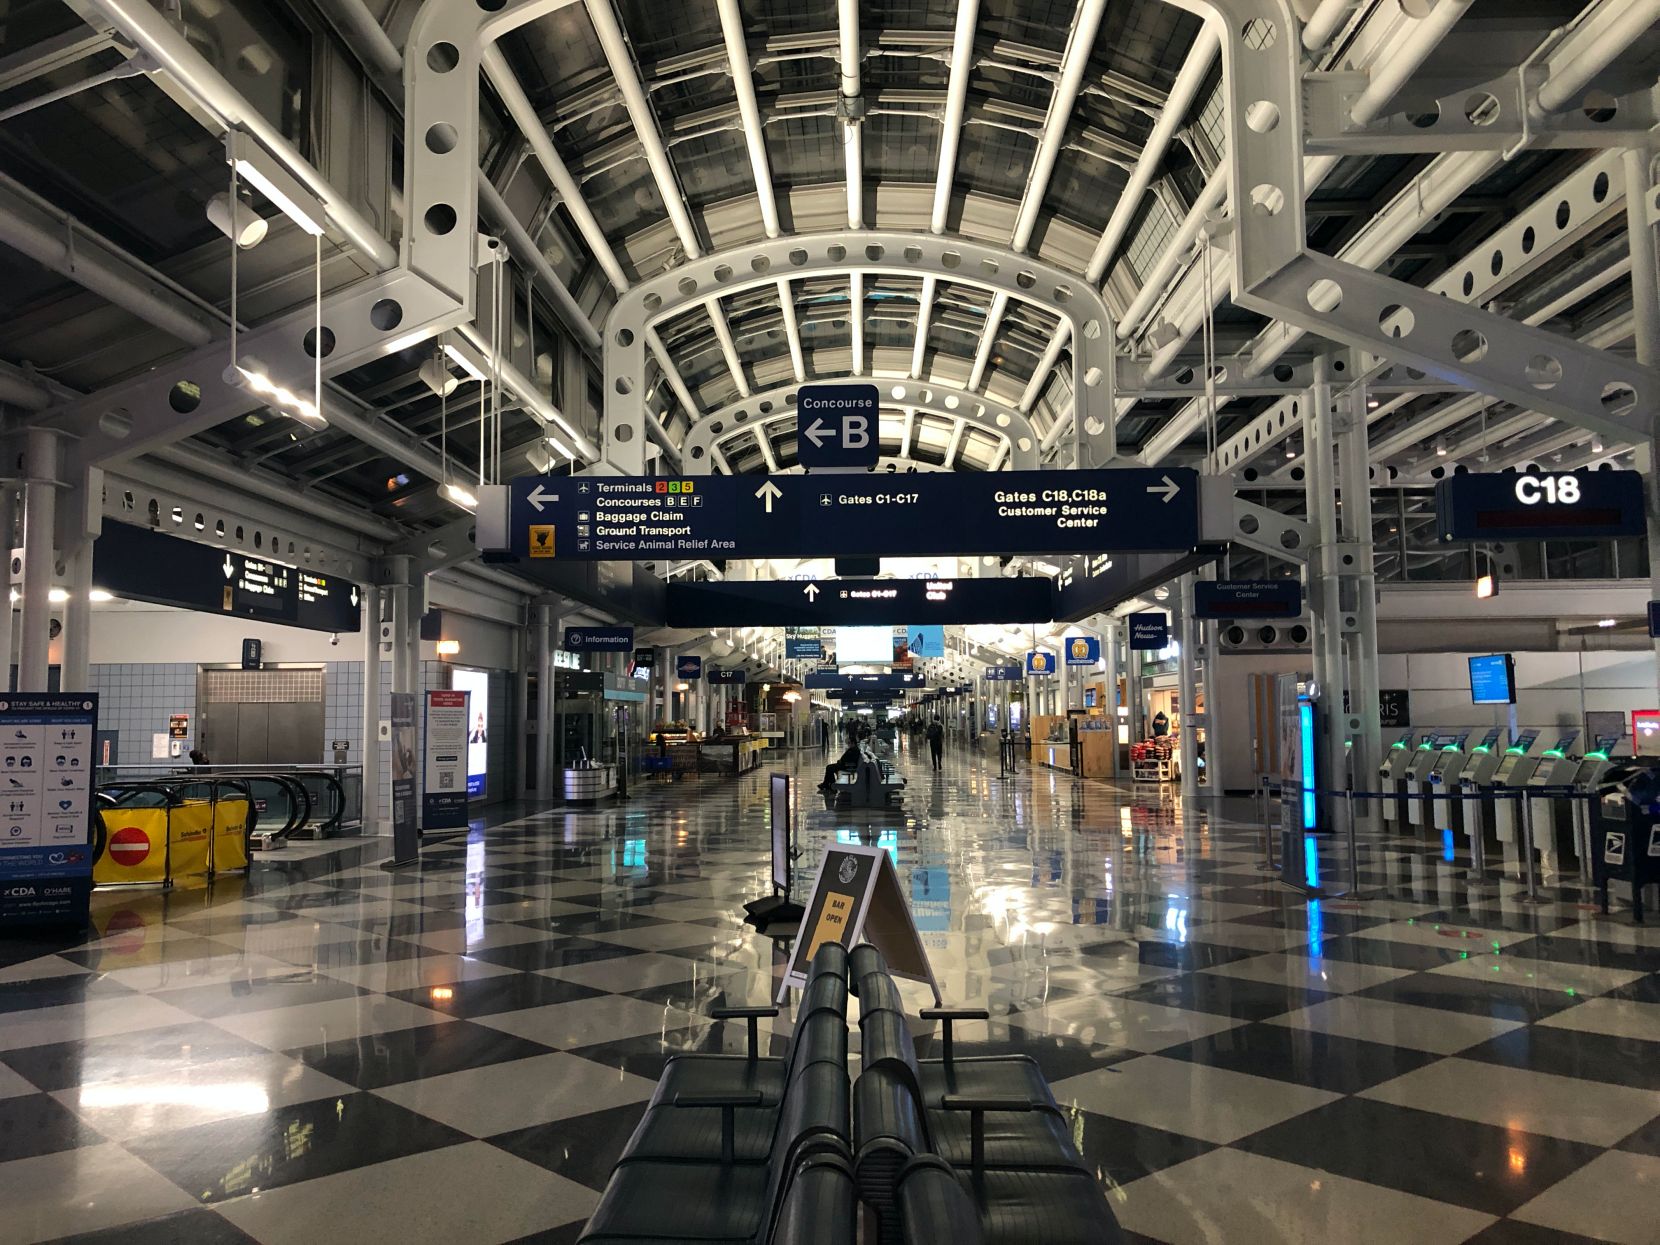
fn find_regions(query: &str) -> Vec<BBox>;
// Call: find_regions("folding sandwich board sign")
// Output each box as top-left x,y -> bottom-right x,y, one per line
777,843 -> 939,1004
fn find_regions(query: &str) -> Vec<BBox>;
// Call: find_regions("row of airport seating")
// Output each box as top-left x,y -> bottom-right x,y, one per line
579,941 -> 1119,1244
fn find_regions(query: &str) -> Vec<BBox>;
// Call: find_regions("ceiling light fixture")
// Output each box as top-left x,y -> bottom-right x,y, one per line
419,355 -> 458,398
1597,618 -> 1616,628
227,131 -> 325,236
90,590 -> 114,603
442,344 -> 487,382
224,356 -> 325,427
206,192 -> 267,248
441,481 -> 478,512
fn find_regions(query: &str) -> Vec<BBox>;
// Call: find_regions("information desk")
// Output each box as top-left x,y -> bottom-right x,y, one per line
564,764 -> 616,802
1030,715 -> 1064,769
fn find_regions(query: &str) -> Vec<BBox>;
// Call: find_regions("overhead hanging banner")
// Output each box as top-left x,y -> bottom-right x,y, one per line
707,667 -> 747,685
1026,650 -> 1056,676
422,690 -> 468,830
676,655 -> 703,680
0,694 -> 99,927
1064,635 -> 1101,666
1128,612 -> 1170,650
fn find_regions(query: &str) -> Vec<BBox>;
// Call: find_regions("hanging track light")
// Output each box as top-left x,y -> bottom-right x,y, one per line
206,192 -> 267,248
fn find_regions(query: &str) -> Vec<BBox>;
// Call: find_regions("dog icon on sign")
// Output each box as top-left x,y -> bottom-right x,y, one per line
529,525 -> 555,558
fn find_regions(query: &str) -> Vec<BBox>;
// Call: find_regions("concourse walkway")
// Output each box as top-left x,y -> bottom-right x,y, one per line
0,744 -> 1655,1243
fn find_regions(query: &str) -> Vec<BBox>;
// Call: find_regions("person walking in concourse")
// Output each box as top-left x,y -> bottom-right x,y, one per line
927,716 -> 944,772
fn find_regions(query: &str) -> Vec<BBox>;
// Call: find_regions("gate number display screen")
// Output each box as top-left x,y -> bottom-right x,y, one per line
1435,470 -> 1644,542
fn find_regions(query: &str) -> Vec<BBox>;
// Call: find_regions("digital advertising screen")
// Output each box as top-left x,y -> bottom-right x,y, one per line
835,625 -> 895,665
450,667 -> 490,797
1467,654 -> 1517,706
907,625 -> 945,658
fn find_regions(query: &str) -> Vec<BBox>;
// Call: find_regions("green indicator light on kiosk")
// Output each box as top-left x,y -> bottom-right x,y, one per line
1472,746 -> 1491,754
1505,745 -> 1526,754
1543,749 -> 1565,758
1586,750 -> 1608,761
1390,741 -> 1407,750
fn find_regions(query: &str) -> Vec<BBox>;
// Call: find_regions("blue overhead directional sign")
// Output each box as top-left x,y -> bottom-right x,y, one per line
707,667 -> 747,685
984,665 -> 1022,681
1194,580 -> 1303,619
1063,635 -> 1100,665
509,467 -> 1199,562
666,577 -> 1054,628
796,384 -> 879,468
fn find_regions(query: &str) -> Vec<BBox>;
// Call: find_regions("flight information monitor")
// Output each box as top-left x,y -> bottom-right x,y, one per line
1468,653 -> 1517,705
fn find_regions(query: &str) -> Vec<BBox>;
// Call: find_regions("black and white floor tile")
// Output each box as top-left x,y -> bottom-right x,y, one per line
0,743 -> 1656,1244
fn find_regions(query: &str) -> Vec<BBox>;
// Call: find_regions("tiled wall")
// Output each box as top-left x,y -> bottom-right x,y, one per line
89,664 -> 197,763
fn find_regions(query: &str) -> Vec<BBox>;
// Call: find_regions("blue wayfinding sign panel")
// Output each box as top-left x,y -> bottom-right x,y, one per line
1128,612 -> 1170,650
1063,635 -> 1100,666
677,656 -> 703,680
1027,650 -> 1056,676
1649,602 -> 1660,639
0,693 -> 99,927
805,671 -> 924,691
707,668 -> 747,685
509,467 -> 1199,562
667,576 -> 1054,628
985,665 -> 1022,681
1434,470 -> 1645,542
797,384 -> 879,469
565,626 -> 634,652
1193,579 -> 1303,619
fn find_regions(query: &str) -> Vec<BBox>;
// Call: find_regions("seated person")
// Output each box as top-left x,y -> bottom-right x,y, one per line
820,741 -> 864,791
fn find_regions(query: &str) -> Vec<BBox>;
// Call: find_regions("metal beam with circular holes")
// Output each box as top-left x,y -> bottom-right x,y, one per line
680,379 -> 1041,474
605,233 -> 1116,474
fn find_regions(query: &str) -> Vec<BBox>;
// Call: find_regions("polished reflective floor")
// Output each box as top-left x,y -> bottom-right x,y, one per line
1,741 -> 1656,1244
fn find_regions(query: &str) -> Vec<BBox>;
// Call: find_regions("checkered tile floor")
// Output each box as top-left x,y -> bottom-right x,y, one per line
0,745 -> 1655,1244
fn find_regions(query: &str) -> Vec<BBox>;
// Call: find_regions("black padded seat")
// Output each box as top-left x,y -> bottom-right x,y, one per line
927,1100 -> 1082,1174
627,1011 -> 847,1164
897,1156 -> 985,1245
581,1061 -> 850,1243
974,1168 -> 1124,1245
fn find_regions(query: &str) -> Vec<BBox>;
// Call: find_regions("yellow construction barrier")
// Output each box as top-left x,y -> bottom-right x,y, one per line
169,801 -> 214,879
94,807 -> 170,886
212,796 -> 251,873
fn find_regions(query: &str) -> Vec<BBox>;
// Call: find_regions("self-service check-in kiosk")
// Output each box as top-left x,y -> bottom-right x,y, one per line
1410,731 -> 1469,829
1565,735 -> 1623,878
1491,729 -> 1546,845
1440,727 -> 1503,835
1456,728 -> 1508,850
1378,731 -> 1417,824
1526,729 -> 1582,874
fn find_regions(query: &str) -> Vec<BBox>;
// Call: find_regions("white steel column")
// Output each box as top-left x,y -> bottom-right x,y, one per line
17,428 -> 59,692
1178,574 -> 1199,802
60,543 -> 92,692
1626,146 -> 1660,691
837,0 -> 864,228
1339,379 -> 1381,803
1304,357 -> 1348,811
535,604 -> 554,800
360,585 -> 383,833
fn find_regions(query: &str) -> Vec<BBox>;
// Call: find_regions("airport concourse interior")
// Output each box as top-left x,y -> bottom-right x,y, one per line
2,0 -> 1660,1242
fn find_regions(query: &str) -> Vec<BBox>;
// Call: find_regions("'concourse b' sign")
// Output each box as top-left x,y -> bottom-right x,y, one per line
796,384 -> 878,469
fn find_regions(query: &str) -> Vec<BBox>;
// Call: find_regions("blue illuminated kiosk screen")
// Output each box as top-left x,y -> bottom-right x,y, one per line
1468,654 -> 1517,706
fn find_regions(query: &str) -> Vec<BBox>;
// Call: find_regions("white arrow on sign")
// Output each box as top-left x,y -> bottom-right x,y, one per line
1146,475 -> 1181,503
803,583 -> 820,602
350,586 -> 359,607
755,480 -> 783,514
803,418 -> 834,448
222,555 -> 236,580
525,484 -> 556,513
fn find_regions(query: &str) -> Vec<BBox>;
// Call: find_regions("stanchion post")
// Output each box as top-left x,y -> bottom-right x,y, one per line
1344,790 -> 1360,897
1518,791 -> 1544,904
1468,792 -> 1488,886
